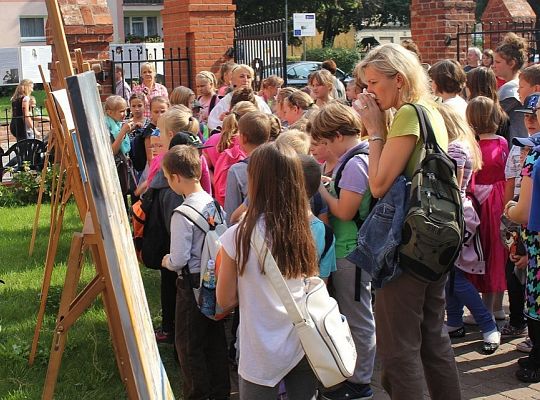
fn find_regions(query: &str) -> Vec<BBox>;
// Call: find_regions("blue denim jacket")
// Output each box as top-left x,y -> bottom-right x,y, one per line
346,175 -> 409,289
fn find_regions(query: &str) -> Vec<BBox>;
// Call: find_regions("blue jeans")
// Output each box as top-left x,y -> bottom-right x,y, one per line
445,269 -> 497,334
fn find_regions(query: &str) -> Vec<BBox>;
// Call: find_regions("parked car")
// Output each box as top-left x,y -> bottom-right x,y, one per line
262,61 -> 353,88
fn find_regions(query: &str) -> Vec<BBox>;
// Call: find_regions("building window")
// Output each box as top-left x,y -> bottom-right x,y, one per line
124,16 -> 160,40
20,17 -> 45,41
147,17 -> 157,37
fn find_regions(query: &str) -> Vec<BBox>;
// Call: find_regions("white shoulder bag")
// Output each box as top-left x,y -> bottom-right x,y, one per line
252,227 -> 357,388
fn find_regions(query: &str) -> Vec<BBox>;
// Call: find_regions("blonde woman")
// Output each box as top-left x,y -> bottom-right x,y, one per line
354,43 -> 461,399
207,64 -> 272,130
10,79 -> 35,141
132,62 -> 169,118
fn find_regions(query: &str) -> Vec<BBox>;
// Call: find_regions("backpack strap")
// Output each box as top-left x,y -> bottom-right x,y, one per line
209,94 -> 219,114
320,223 -> 334,261
175,199 -> 225,233
334,146 -> 369,198
406,103 -> 439,151
333,146 -> 370,229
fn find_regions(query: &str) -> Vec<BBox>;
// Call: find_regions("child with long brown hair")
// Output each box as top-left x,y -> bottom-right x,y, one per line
217,142 -> 319,399
466,96 -> 509,325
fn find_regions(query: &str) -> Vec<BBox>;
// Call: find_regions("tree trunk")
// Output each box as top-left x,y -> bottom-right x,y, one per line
321,8 -> 336,47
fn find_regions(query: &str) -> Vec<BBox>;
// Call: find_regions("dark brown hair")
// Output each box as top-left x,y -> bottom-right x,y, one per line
230,87 -> 257,108
521,64 -> 540,86
235,143 -> 317,278
466,67 -> 498,101
321,59 -> 337,75
162,144 -> 201,180
307,101 -> 362,142
428,59 -> 466,94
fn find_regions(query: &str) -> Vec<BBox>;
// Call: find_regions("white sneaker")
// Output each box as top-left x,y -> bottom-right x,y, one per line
516,337 -> 533,353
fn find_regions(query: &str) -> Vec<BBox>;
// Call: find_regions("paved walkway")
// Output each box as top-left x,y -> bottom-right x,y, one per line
229,297 -> 540,399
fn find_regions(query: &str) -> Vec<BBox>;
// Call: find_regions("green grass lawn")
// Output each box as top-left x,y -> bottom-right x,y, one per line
0,202 -> 182,399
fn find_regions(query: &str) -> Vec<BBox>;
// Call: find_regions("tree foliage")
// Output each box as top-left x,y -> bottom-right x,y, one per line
235,0 -> 410,47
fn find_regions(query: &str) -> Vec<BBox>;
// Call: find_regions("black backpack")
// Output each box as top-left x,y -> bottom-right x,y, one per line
138,188 -> 177,269
130,122 -> 156,173
399,104 -> 465,282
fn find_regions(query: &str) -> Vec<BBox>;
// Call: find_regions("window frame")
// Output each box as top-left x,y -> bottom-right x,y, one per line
20,16 -> 46,42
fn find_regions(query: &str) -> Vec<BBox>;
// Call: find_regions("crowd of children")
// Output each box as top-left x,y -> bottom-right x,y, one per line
102,38 -> 540,399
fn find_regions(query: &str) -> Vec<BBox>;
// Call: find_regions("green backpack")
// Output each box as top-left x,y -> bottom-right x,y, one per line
399,104 -> 465,282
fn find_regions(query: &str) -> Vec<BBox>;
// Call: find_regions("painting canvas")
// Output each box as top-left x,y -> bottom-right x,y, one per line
66,71 -> 173,399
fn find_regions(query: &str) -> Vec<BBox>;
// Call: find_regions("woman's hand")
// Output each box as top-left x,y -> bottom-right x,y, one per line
504,200 -> 518,218
353,93 -> 387,138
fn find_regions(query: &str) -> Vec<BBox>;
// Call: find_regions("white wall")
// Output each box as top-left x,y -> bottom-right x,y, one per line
0,1 -> 48,47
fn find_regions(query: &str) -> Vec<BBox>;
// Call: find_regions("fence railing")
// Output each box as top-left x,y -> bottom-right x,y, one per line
111,47 -> 191,96
446,21 -> 540,63
1,106 -> 50,175
234,19 -> 287,91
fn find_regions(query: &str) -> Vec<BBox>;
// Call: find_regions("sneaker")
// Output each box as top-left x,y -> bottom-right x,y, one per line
463,314 -> 477,325
516,338 -> 533,353
447,326 -> 466,339
155,328 -> 174,344
320,382 -> 373,400
481,330 -> 501,355
500,323 -> 528,338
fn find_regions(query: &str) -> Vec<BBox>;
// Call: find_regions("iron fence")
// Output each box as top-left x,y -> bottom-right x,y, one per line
234,19 -> 287,91
111,46 -> 191,97
446,21 -> 540,64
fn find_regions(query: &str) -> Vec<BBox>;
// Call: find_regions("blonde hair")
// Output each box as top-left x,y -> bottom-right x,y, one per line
104,95 -> 127,111
11,79 -> 33,101
218,101 -> 258,152
285,90 -> 316,111
232,64 -> 254,80
356,43 -> 432,106
159,105 -> 198,136
140,62 -> 156,75
437,103 -> 482,172
196,71 -> 218,88
307,101 -> 362,141
274,129 -> 311,155
276,87 -> 298,108
218,62 -> 237,86
308,69 -> 334,89
170,86 -> 195,107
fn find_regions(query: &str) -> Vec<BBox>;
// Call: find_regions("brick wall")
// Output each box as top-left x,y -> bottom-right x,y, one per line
410,0 -> 476,66
46,0 -> 113,93
162,0 -> 236,91
481,0 -> 536,50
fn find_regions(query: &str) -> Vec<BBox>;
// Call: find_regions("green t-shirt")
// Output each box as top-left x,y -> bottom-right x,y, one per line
389,101 -> 448,179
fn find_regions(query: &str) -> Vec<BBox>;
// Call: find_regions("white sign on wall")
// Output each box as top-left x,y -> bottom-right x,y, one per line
293,13 -> 316,37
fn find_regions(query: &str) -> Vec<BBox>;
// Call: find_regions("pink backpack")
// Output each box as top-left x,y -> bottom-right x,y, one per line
213,143 -> 246,206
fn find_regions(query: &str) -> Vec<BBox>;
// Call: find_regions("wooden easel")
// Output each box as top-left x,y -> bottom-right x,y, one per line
34,1 -> 173,398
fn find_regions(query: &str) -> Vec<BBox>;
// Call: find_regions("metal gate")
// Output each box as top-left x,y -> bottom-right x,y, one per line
111,46 -> 191,94
446,21 -> 540,64
234,19 -> 287,90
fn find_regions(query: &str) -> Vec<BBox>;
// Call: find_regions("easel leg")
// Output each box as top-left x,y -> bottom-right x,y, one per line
42,234 -> 104,400
29,179 -> 73,366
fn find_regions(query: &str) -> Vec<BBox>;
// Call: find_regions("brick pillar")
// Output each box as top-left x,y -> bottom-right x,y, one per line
162,0 -> 236,91
46,0 -> 113,93
410,0 -> 476,66
481,0 -> 536,51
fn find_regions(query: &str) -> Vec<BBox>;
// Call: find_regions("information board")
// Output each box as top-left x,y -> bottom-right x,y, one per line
293,13 -> 316,37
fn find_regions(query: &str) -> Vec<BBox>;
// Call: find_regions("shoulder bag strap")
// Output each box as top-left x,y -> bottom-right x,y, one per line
251,226 -> 305,325
407,103 -> 438,150
175,204 -> 210,233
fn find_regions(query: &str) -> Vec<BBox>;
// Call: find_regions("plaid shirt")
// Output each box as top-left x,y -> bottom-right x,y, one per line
132,82 -> 169,118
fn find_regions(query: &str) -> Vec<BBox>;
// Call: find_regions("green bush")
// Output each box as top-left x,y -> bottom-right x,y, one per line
302,47 -> 360,74
0,163 -> 61,207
